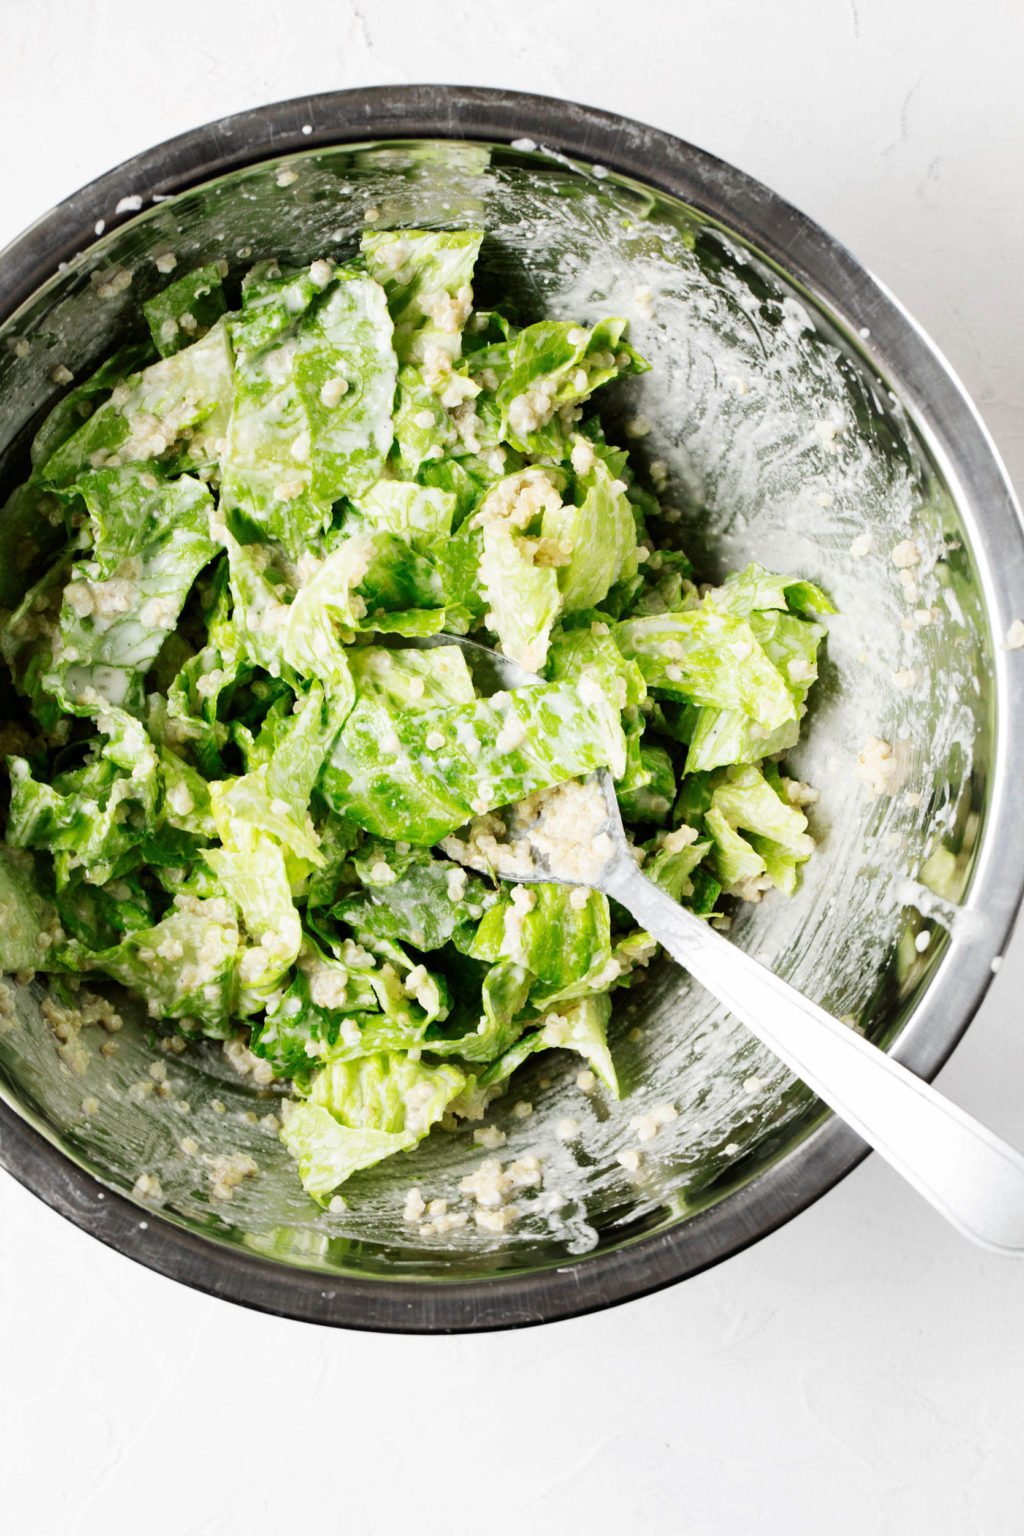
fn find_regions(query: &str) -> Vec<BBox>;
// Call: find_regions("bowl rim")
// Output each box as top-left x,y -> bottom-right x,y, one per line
2,84 -> 1023,1333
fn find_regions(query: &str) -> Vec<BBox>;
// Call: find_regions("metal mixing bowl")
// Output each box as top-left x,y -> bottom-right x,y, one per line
1,87 -> 1022,1332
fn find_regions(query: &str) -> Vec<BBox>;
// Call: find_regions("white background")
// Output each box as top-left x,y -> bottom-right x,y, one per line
2,2 -> 1023,1531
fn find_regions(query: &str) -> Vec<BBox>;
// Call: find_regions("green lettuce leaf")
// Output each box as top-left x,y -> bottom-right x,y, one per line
144,263 -> 229,358
44,467 -> 217,715
221,267 -> 396,555
321,676 -> 626,843
91,896 -> 241,1035
361,228 -> 483,365
0,846 -> 62,973
613,603 -> 797,734
542,451 -> 639,612
40,323 -> 233,485
280,1051 -> 467,1199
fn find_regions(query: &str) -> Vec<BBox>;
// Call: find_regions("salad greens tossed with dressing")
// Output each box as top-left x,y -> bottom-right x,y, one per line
0,229 -> 832,1204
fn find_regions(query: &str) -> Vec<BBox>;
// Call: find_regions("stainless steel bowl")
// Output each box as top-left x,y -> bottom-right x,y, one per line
1,86 -> 1022,1332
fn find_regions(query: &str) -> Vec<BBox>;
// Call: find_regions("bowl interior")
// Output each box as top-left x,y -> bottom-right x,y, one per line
0,137 -> 995,1295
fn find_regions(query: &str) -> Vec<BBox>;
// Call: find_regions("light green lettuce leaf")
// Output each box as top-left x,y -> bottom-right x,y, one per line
478,992 -> 618,1096
280,1051 -> 467,1199
613,604 -> 796,734
345,480 -> 456,552
472,468 -> 571,672
710,562 -> 836,619
541,452 -> 639,612
680,764 -> 815,898
347,642 -> 475,712
204,818 -> 301,1009
6,710 -> 160,888
684,587 -> 827,772
469,882 -> 612,997
545,624 -> 647,709
144,262 -> 229,358
40,323 -> 233,486
642,828 -> 712,902
250,939 -> 394,1079
478,520 -> 561,674
333,841 -> 497,952
495,317 -> 648,454
44,468 -> 217,715
91,897 -> 241,1035
0,846 -> 62,973
30,344 -> 153,473
221,267 -> 396,555
321,677 -> 626,844
281,531 -> 446,692
361,228 -> 483,364
391,364 -> 450,476
616,741 -> 676,825
208,681 -> 347,887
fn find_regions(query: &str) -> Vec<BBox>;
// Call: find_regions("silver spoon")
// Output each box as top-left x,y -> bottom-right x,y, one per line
421,633 -> 1024,1254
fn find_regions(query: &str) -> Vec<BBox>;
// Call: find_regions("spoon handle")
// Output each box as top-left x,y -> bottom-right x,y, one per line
605,860 -> 1024,1254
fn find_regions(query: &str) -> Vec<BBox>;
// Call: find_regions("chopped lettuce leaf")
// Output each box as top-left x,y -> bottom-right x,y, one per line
221,267 -> 396,555
361,228 -> 482,365
144,263 -> 228,358
0,846 -> 61,973
281,1051 -> 467,1199
45,468 -> 217,714
92,898 -> 241,1035
321,678 -> 626,843
41,323 -> 233,485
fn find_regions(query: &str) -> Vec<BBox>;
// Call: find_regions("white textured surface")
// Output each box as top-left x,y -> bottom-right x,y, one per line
3,2 -> 1024,1531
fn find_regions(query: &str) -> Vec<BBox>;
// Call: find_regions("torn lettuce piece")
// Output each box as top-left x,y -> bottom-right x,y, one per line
613,603 -> 797,734
541,452 -> 639,612
478,992 -> 618,1096
6,710 -> 160,888
249,939 -> 394,1079
208,681 -> 346,889
391,364 -> 450,476
144,263 -> 229,358
0,552 -> 73,729
685,606 -> 825,771
282,532 -> 447,688
204,819 -> 301,1009
679,764 -> 815,899
347,642 -> 475,712
642,827 -> 712,903
616,741 -> 677,825
91,898 -> 241,1036
333,842 -> 497,952
320,677 -> 626,844
361,228 -> 482,365
545,625 -> 647,710
345,480 -> 456,553
478,520 -> 561,674
710,562 -> 836,620
30,344 -> 154,473
469,882 -> 613,1000
683,572 -> 829,772
472,468 -> 569,673
280,1052 -> 467,1200
221,267 -> 396,555
56,868 -> 157,953
44,468 -> 217,715
0,846 -> 62,973
495,317 -> 648,453
40,322 -> 233,485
